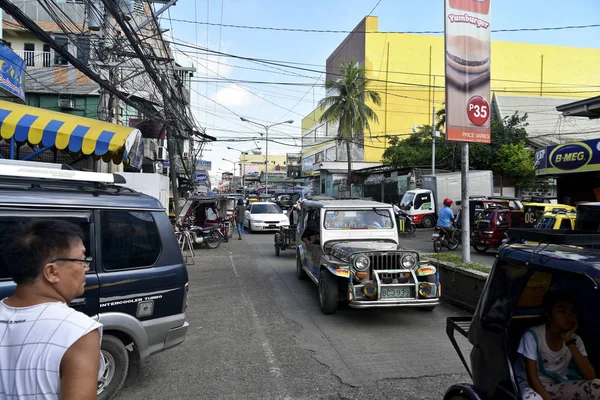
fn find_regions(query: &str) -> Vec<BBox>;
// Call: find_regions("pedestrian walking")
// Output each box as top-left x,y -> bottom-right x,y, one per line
235,198 -> 246,239
0,220 -> 103,400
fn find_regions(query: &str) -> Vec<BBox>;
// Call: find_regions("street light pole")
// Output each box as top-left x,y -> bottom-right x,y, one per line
240,117 -> 294,195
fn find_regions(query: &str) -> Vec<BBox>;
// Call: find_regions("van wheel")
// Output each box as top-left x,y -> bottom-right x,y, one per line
98,335 -> 129,400
473,244 -> 488,253
422,216 -> 435,228
318,269 -> 339,314
296,252 -> 307,280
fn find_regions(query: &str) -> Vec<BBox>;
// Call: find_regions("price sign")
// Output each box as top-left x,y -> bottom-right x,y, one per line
467,96 -> 490,126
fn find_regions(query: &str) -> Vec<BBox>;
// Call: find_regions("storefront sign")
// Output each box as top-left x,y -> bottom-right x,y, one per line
196,159 -> 212,171
0,44 -> 25,102
535,139 -> 600,175
445,0 -> 492,143
302,155 -> 315,175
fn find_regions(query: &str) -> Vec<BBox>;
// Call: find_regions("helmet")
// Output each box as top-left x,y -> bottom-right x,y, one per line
443,198 -> 453,207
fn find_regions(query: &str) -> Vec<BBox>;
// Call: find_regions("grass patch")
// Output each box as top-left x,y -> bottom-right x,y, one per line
455,262 -> 491,273
424,253 -> 462,263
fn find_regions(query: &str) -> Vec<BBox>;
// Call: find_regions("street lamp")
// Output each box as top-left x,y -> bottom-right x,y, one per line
240,117 -> 294,194
227,146 -> 261,195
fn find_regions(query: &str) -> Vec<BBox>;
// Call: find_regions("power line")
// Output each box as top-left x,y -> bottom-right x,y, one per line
167,19 -> 600,35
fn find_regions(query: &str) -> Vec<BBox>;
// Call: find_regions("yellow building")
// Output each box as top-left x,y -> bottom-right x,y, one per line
239,153 -> 287,175
301,16 -> 600,172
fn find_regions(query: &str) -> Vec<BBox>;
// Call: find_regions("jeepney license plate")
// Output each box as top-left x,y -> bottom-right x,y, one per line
381,287 -> 411,299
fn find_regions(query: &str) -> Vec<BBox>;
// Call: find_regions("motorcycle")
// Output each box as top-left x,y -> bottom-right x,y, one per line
188,223 -> 222,249
220,216 -> 232,243
397,210 -> 416,234
432,223 -> 460,252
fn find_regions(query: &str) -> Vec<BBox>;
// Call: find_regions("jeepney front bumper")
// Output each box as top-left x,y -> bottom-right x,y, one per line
347,265 -> 440,309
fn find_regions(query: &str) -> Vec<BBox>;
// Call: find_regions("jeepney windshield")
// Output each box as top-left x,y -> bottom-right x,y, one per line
536,217 -> 556,229
399,192 -> 415,210
323,209 -> 394,229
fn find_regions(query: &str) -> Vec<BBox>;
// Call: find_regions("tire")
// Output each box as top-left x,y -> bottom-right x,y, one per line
205,230 -> 222,249
223,228 -> 229,243
406,223 -> 416,234
296,251 -> 307,280
433,239 -> 443,253
318,269 -> 339,314
448,238 -> 460,250
422,215 -> 435,228
275,245 -> 280,257
98,335 -> 129,400
473,244 -> 489,253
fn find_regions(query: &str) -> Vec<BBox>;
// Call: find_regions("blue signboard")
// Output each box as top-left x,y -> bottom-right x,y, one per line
0,44 -> 25,101
535,138 -> 600,175
196,160 -> 212,171
195,173 -> 208,184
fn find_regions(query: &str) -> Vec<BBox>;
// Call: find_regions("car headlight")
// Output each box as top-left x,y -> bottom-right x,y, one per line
401,254 -> 417,268
354,255 -> 370,272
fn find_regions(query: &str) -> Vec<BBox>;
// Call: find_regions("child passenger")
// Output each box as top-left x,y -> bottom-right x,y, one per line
515,290 -> 600,400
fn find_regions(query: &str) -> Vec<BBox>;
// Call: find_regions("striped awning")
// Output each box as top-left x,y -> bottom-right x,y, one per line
0,100 -> 143,167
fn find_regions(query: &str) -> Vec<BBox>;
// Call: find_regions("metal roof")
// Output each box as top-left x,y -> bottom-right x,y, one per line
302,199 -> 393,208
492,93 -> 600,148
556,96 -> 600,120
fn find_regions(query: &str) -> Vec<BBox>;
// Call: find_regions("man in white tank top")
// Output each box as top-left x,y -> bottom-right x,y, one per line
0,220 -> 103,399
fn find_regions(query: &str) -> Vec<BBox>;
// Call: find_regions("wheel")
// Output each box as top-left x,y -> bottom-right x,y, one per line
275,245 -> 280,257
97,335 -> 129,400
433,239 -> 443,253
296,251 -> 307,280
421,215 -> 435,228
318,269 -> 339,314
406,223 -> 416,234
205,230 -> 222,249
473,244 -> 489,253
223,228 -> 229,243
448,238 -> 460,250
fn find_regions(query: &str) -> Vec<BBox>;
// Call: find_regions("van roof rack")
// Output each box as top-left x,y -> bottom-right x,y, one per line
0,160 -> 126,184
508,228 -> 600,245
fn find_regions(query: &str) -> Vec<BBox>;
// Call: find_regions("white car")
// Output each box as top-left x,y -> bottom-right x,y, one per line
244,202 -> 289,232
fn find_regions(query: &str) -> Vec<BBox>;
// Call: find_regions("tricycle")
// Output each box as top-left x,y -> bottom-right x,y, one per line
274,224 -> 297,256
444,228 -> 600,400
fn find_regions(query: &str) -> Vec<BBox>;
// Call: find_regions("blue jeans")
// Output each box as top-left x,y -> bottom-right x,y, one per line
237,222 -> 244,236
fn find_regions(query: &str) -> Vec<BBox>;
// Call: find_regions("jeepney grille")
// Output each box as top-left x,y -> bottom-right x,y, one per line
369,253 -> 400,270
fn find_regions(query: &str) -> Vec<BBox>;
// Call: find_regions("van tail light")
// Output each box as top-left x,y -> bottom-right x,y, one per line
182,282 -> 189,313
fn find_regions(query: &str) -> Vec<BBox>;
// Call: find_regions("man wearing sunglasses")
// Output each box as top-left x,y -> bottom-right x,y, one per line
0,220 -> 103,400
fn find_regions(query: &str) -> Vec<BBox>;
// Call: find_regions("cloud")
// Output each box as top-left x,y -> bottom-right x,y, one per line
211,84 -> 253,108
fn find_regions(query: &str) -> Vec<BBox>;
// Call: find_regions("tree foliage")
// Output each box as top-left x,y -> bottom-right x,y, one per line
318,61 -> 381,183
382,111 -> 534,187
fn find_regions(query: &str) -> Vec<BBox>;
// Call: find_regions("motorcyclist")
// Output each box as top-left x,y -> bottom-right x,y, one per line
437,198 -> 456,242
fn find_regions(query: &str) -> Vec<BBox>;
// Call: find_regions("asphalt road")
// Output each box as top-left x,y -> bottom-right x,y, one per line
396,227 -> 498,266
119,230 -> 473,400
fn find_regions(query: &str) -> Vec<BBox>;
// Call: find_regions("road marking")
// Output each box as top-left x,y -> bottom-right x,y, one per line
229,255 -> 289,398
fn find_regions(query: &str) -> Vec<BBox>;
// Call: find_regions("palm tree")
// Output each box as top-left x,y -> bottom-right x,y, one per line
318,61 -> 381,196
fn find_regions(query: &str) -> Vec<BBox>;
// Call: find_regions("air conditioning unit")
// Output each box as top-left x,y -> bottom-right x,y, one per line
58,99 -> 75,109
182,152 -> 189,160
157,146 -> 167,161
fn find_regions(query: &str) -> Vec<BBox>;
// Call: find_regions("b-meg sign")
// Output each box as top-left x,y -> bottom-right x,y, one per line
445,0 -> 491,144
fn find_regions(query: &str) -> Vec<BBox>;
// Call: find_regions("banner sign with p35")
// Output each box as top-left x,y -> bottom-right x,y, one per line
534,139 -> 600,175
444,0 -> 492,144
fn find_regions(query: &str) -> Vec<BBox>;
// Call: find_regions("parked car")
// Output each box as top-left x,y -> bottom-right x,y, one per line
295,199 -> 439,314
535,210 -> 576,230
244,202 -> 289,232
521,202 -> 576,228
276,194 -> 294,209
0,161 -> 190,400
472,208 -> 525,253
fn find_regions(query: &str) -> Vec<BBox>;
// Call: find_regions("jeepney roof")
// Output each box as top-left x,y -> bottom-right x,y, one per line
302,199 -> 393,209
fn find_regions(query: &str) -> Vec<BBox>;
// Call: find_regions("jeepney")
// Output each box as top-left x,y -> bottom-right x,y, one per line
295,199 -> 440,314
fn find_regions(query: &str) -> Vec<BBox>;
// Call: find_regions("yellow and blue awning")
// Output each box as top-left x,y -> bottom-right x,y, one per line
0,100 -> 143,167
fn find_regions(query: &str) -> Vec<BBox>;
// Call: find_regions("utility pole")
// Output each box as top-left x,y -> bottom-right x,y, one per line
431,75 -> 436,176
461,143 -> 470,263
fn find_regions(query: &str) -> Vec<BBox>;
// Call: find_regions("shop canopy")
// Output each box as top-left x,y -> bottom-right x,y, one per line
0,100 -> 143,168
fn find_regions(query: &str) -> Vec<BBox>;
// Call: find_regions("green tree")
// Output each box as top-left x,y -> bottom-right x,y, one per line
494,142 -> 536,188
318,61 -> 381,187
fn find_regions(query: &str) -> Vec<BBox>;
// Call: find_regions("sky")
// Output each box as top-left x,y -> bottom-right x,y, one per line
161,0 -> 600,183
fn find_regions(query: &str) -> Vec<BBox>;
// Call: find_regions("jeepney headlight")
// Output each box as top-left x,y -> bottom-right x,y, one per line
354,255 -> 370,272
401,254 -> 417,268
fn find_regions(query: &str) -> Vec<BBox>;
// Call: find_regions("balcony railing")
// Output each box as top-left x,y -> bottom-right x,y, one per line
13,50 -> 52,69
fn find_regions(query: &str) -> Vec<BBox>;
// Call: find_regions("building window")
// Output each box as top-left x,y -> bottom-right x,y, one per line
42,44 -> 51,67
54,37 -> 68,65
100,211 -> 161,270
23,43 -> 35,67
76,37 -> 90,64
